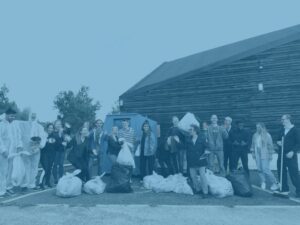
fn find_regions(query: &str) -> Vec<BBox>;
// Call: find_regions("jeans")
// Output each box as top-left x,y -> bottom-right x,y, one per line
232,150 -> 249,175
140,155 -> 155,179
255,153 -> 277,185
224,146 -> 233,172
189,167 -> 208,194
88,155 -> 99,179
40,150 -> 55,186
178,150 -> 187,174
168,152 -> 179,174
208,151 -> 225,175
52,151 -> 65,183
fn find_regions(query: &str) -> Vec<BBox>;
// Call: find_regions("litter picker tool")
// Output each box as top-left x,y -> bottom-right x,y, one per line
273,137 -> 289,198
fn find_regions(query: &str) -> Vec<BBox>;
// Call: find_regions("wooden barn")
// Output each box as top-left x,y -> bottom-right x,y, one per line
119,24 -> 300,138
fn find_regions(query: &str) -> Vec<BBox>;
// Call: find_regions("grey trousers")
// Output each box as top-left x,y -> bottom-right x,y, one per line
208,151 -> 225,175
189,167 -> 208,194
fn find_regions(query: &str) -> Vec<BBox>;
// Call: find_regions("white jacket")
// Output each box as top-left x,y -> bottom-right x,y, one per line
0,120 -> 23,155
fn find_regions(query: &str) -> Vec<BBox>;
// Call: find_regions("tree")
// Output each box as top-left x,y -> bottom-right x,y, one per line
0,84 -> 32,121
54,86 -> 101,131
0,84 -> 18,116
111,100 -> 121,114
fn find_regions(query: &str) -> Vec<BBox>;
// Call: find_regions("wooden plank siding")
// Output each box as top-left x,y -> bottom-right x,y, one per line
121,39 -> 300,138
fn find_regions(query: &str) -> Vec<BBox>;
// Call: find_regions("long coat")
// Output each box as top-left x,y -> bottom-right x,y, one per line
140,132 -> 157,156
250,132 -> 274,160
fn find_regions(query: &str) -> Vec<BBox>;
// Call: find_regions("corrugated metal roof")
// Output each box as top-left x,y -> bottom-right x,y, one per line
122,24 -> 300,96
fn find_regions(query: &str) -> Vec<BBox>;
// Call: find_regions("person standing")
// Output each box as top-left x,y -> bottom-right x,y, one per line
89,119 -> 107,176
231,121 -> 250,175
119,119 -> 136,153
67,127 -> 91,182
250,123 -> 279,191
275,115 -> 300,198
165,116 -> 185,174
207,115 -> 228,176
107,126 -> 122,165
139,120 -> 157,180
22,113 -> 47,190
0,108 -> 23,196
187,124 -> 209,198
223,117 -> 234,173
40,123 -> 56,189
52,120 -> 65,184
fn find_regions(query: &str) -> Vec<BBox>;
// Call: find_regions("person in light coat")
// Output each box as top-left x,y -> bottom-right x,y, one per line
250,122 -> 279,191
21,113 -> 47,190
0,108 -> 23,196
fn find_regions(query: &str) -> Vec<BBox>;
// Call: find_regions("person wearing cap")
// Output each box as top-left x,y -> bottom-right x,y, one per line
21,113 -> 47,190
0,108 -> 23,196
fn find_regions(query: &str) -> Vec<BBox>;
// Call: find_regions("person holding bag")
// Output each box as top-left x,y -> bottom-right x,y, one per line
138,120 -> 157,180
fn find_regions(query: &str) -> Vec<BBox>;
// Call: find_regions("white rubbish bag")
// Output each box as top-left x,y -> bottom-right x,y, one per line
117,139 -> 135,168
83,174 -> 106,195
205,169 -> 233,198
151,173 -> 193,195
143,172 -> 165,189
56,170 -> 82,198
10,153 -> 26,187
178,112 -> 200,132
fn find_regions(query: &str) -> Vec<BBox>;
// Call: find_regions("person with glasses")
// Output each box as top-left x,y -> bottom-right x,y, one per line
274,115 -> 300,198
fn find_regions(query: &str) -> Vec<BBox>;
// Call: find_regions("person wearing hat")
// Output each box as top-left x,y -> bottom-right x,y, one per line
0,107 -> 23,196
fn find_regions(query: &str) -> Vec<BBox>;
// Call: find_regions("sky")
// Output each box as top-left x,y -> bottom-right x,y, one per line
1,0 -> 300,122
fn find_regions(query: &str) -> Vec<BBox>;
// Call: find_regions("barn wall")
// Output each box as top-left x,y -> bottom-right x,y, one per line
121,39 -> 300,138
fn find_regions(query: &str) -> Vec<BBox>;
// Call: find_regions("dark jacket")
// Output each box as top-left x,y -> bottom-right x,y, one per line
67,137 -> 90,170
53,131 -> 65,152
223,127 -> 234,152
41,133 -> 56,155
186,134 -> 207,168
165,126 -> 185,153
107,135 -> 122,156
277,126 -> 300,155
231,128 -> 249,151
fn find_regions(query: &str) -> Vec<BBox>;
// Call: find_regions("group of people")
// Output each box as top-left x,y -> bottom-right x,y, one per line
0,106 -> 300,199
158,114 -> 300,198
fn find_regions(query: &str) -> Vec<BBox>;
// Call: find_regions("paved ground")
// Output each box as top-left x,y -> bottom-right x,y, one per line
0,170 -> 299,225
0,205 -> 300,225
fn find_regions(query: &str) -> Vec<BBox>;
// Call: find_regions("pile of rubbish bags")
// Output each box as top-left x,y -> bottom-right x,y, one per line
143,172 -> 193,195
56,170 -> 107,197
205,169 -> 234,198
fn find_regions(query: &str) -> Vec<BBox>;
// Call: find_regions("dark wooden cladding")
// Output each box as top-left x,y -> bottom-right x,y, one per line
121,39 -> 300,138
